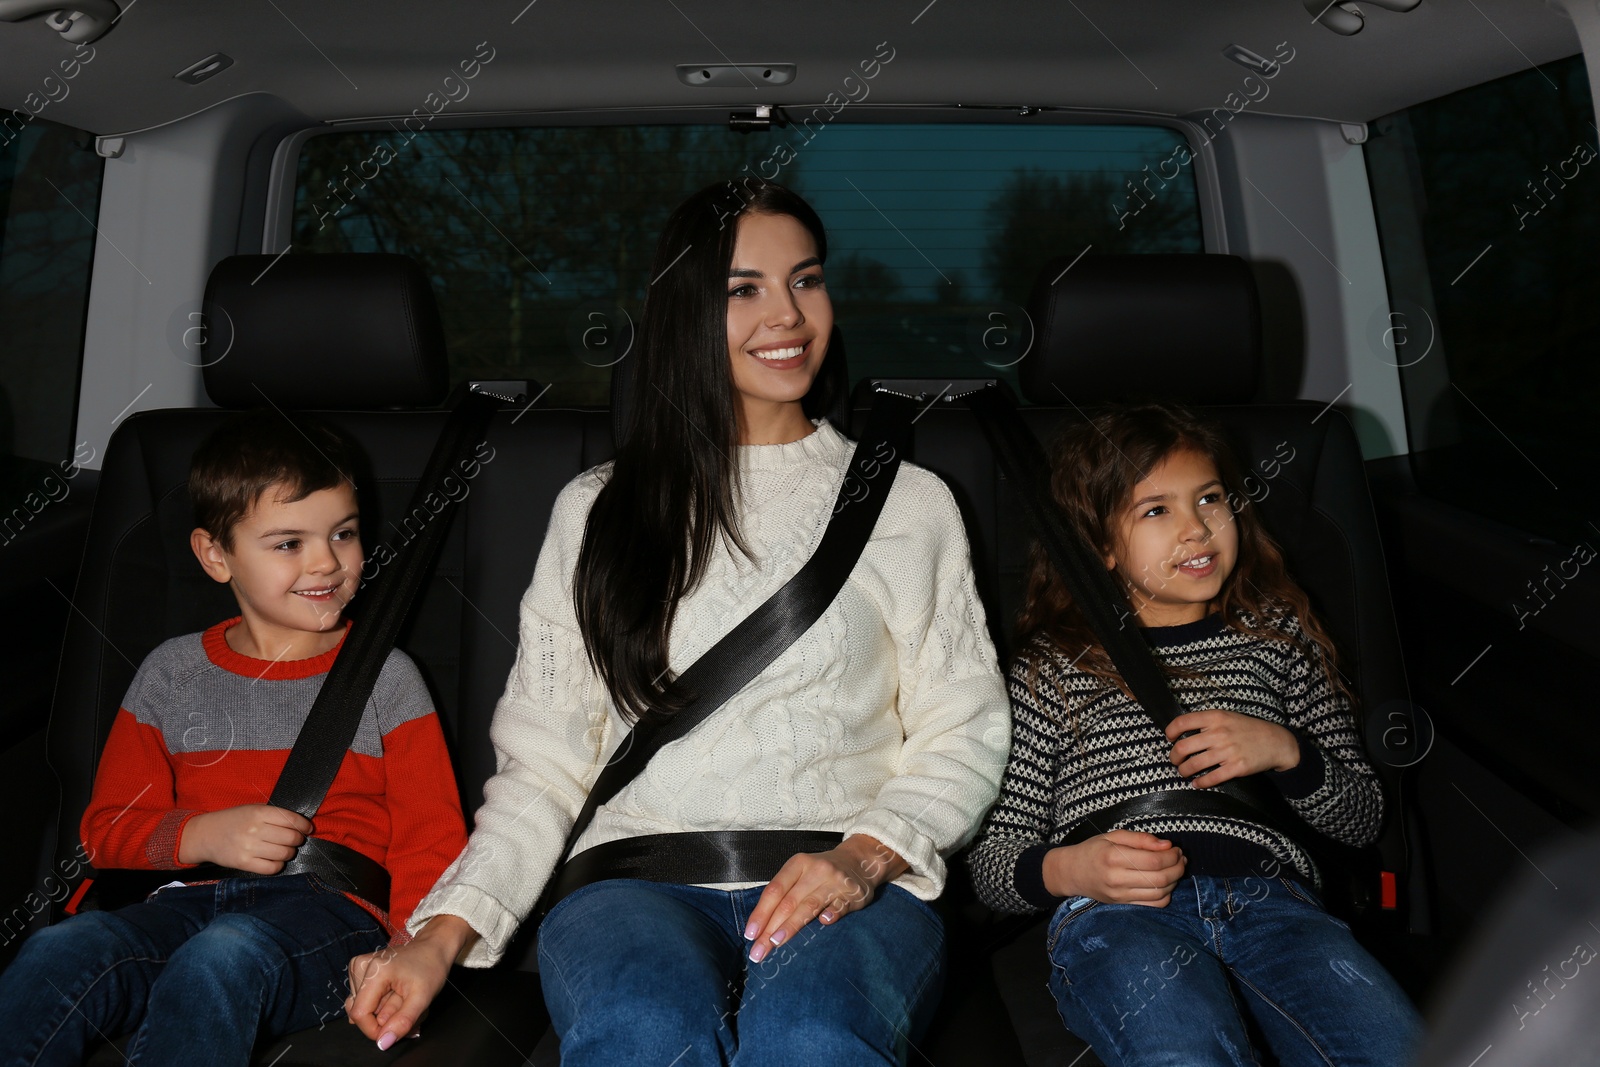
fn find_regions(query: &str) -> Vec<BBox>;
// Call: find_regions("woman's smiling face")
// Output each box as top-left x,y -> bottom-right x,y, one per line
725,211 -> 832,444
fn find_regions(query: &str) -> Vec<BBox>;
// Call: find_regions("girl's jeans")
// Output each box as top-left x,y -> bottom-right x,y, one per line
537,878 -> 946,1066
0,874 -> 386,1067
1047,874 -> 1422,1066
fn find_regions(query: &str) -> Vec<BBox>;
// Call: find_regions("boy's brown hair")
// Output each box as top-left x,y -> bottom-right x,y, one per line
189,409 -> 355,550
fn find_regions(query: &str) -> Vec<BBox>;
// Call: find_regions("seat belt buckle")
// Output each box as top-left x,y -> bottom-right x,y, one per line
1380,870 -> 1398,910
64,877 -> 95,916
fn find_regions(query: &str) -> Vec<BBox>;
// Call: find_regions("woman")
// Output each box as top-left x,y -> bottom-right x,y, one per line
346,179 -> 1009,1065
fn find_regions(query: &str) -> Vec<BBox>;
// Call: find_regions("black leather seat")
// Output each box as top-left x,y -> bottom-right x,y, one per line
872,252 -> 1423,1064
37,252 -> 612,1066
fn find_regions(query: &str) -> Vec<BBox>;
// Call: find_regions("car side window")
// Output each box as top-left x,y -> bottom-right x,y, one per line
1365,53 -> 1597,545
0,118 -> 103,534
291,121 -> 1203,405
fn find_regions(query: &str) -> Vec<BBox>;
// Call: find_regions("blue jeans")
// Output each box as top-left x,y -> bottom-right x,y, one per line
1047,875 -> 1422,1066
537,879 -> 946,1066
0,874 -> 387,1067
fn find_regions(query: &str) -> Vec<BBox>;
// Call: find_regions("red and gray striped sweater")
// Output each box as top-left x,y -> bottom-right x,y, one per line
81,617 -> 468,934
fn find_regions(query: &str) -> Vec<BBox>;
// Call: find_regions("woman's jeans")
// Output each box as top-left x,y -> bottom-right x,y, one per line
0,874 -> 387,1067
538,879 -> 946,1066
1047,874 -> 1422,1066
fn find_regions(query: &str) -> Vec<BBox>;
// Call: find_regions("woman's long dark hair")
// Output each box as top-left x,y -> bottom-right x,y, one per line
573,179 -> 828,722
1015,402 -> 1349,727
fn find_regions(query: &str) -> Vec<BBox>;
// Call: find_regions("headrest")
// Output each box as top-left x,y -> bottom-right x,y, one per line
1021,253 -> 1261,405
610,325 -> 852,446
201,254 -> 450,409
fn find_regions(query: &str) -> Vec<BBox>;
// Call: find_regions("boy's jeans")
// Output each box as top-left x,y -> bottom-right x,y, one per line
0,873 -> 386,1067
537,878 -> 946,1066
1047,874 -> 1422,1067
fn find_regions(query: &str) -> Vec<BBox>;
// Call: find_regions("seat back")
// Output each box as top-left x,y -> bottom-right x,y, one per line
1009,253 -> 1411,726
453,409 -> 613,821
881,254 -> 1410,724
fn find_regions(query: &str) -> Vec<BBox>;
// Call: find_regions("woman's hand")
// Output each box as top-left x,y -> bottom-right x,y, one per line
1165,709 -> 1300,787
176,804 -> 312,873
346,915 -> 477,1050
743,834 -> 908,962
1043,831 -> 1186,906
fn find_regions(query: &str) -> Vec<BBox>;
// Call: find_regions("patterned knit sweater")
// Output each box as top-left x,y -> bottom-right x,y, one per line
81,618 -> 469,932
408,419 -> 1012,967
967,611 -> 1381,915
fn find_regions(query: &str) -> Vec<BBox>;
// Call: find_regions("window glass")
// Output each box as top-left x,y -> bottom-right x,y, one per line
293,121 -> 1202,404
0,118 -> 102,527
1366,54 -> 1597,541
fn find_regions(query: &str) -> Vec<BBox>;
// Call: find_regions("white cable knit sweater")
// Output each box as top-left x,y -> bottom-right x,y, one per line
408,420 -> 1011,966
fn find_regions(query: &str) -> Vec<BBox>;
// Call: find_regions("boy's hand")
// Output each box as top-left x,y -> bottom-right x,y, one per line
177,804 -> 313,872
1043,831 -> 1186,906
347,915 -> 476,1049
1165,710 -> 1300,787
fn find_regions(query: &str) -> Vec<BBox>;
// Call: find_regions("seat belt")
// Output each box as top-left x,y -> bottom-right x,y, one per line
267,390 -> 500,821
958,381 -> 1306,842
71,389 -> 503,916
538,387 -> 917,912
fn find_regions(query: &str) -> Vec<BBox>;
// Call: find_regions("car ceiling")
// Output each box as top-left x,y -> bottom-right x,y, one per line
0,0 -> 1582,137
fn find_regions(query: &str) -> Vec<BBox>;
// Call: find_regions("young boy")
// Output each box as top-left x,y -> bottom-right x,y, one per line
0,410 -> 468,1065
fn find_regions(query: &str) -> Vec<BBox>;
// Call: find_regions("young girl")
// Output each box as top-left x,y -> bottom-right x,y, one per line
968,402 -> 1421,1066
345,179 -> 1009,1064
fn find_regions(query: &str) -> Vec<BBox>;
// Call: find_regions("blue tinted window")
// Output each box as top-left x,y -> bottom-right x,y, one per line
294,121 -> 1201,404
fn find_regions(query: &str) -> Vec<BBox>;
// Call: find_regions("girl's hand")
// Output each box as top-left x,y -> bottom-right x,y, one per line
744,834 -> 908,962
346,915 -> 477,1050
1043,831 -> 1186,906
1165,709 -> 1300,787
176,804 -> 312,872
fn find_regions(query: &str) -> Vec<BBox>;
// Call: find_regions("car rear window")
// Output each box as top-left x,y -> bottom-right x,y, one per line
293,121 -> 1203,405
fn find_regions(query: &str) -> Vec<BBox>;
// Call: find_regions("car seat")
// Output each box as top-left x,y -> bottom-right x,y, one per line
42,252 -> 596,1065
887,252 -> 1427,1064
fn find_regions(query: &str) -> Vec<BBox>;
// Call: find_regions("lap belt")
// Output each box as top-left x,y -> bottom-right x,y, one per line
549,830 -> 846,901
535,388 -> 917,916
980,789 -> 1322,954
85,837 -> 391,914
1060,789 -> 1290,848
71,389 -> 505,916
219,838 -> 388,906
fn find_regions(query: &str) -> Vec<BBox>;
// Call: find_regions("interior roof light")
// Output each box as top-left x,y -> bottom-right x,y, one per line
0,0 -> 121,43
1223,44 -> 1282,75
1304,0 -> 1422,37
175,53 -> 234,85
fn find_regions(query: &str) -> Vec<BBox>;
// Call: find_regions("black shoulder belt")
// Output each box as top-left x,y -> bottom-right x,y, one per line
537,388 -> 918,912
